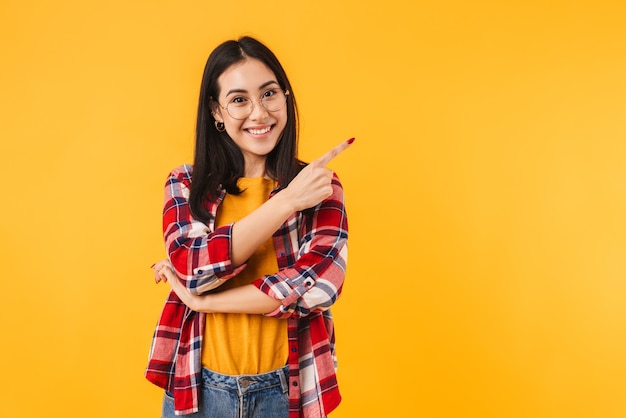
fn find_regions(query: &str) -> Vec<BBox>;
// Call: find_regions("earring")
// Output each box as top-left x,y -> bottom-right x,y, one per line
214,121 -> 225,132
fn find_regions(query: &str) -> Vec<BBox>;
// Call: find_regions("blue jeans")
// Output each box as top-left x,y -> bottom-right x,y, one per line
162,365 -> 290,418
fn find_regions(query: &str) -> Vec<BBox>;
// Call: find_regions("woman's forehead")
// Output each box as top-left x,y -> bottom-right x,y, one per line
218,58 -> 278,96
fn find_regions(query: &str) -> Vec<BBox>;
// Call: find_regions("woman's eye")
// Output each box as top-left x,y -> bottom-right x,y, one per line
231,97 -> 249,106
263,89 -> 278,98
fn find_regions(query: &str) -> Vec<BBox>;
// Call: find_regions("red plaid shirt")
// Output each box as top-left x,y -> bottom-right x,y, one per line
146,165 -> 348,417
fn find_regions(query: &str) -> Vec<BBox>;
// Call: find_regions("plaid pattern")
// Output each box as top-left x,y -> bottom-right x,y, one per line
146,165 -> 348,417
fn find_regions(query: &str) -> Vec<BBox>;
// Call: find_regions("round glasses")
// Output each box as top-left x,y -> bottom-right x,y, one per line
214,88 -> 290,120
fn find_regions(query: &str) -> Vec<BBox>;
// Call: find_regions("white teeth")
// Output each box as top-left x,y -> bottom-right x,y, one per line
247,126 -> 271,135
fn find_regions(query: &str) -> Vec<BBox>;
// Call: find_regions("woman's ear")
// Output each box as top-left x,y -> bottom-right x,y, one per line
212,112 -> 223,123
210,102 -> 224,123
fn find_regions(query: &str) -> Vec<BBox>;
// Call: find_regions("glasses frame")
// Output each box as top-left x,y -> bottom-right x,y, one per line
213,89 -> 290,120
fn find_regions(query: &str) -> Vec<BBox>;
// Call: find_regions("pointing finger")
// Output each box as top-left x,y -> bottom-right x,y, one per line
312,137 -> 355,167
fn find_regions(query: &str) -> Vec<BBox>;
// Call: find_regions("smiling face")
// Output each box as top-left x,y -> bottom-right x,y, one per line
212,58 -> 288,178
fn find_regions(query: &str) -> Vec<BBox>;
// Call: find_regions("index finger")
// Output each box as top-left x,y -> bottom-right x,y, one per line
312,137 -> 355,167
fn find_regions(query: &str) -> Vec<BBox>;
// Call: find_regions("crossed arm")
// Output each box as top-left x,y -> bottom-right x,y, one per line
154,139 -> 353,316
153,260 -> 281,314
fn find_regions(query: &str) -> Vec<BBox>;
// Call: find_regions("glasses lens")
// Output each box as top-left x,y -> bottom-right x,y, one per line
226,98 -> 253,120
261,88 -> 287,112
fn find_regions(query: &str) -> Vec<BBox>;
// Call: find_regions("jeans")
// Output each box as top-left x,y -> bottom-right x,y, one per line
162,365 -> 290,418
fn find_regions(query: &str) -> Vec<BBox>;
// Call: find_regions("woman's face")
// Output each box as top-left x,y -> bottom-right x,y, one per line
213,58 -> 288,177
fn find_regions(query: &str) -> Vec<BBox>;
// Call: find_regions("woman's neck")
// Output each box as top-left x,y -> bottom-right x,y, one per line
243,156 -> 267,178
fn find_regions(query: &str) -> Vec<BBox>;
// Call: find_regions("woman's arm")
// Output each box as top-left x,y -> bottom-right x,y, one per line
162,165 -> 244,294
156,173 -> 348,318
165,140 -> 353,295
230,139 -> 353,266
154,262 -> 281,314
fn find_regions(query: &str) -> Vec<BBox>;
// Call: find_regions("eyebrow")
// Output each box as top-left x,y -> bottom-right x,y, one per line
225,80 -> 280,97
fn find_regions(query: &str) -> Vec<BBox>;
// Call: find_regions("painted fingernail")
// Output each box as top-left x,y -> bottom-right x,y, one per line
150,263 -> 155,268
347,137 -> 355,144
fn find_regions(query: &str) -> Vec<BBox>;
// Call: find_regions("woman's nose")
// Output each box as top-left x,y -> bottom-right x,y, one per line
249,99 -> 269,120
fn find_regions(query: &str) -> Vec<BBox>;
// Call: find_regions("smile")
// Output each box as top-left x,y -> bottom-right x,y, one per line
246,126 -> 272,135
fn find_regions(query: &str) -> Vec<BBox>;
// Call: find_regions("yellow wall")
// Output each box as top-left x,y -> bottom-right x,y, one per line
1,1 -> 625,417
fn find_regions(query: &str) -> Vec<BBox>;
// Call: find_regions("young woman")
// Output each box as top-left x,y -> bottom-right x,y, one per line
146,36 -> 353,418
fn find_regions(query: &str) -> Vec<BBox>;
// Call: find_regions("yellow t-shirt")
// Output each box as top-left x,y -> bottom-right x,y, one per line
201,177 -> 288,375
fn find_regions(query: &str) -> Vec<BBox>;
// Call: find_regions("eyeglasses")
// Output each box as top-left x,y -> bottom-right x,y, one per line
213,88 -> 290,120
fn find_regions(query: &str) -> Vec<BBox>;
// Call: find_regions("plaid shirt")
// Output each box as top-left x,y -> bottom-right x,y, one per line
146,165 -> 348,417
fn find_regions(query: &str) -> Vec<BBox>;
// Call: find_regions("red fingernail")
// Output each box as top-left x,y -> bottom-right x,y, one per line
347,137 -> 355,144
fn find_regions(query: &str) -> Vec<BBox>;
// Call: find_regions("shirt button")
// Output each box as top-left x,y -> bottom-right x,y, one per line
292,381 -> 298,387
197,269 -> 203,274
304,279 -> 314,287
291,347 -> 297,352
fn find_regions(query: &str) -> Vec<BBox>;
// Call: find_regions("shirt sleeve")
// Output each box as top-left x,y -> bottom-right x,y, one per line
252,174 -> 349,318
162,165 -> 246,295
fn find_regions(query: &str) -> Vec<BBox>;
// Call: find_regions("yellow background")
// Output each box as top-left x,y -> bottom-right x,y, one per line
1,1 -> 625,417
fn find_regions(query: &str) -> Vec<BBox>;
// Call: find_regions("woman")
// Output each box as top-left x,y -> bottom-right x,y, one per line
146,36 -> 353,418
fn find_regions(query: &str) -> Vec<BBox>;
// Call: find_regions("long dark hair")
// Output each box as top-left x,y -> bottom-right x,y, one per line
189,36 -> 302,223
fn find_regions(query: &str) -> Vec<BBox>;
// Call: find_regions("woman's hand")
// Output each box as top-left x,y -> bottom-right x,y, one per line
152,259 -> 209,312
282,138 -> 354,212
229,138 -> 354,266
152,259 -> 172,283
